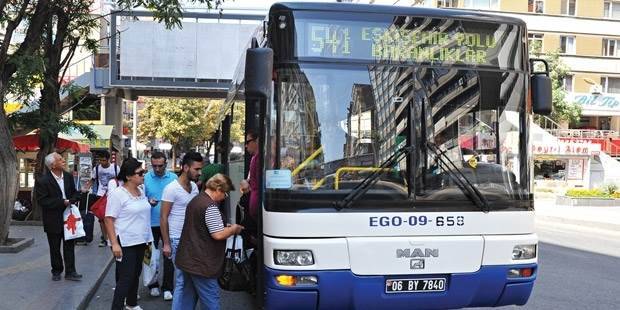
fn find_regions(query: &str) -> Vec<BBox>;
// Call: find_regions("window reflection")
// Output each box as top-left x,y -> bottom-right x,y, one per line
272,64 -> 527,206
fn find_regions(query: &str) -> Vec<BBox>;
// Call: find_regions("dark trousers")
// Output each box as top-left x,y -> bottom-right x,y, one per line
81,212 -> 95,243
79,194 -> 99,243
46,232 -> 76,275
111,243 -> 145,310
149,227 -> 174,291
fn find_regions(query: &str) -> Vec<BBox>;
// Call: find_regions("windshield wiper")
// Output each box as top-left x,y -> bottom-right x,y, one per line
426,142 -> 490,212
334,146 -> 414,211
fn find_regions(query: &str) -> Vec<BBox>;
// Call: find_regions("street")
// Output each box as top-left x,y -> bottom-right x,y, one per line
88,221 -> 620,310
482,219 -> 620,310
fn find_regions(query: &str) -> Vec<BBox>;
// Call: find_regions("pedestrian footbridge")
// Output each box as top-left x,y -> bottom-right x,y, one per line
58,9 -> 264,152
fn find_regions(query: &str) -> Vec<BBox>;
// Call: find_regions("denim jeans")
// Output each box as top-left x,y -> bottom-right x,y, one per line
171,237 -> 195,310
181,272 -> 221,310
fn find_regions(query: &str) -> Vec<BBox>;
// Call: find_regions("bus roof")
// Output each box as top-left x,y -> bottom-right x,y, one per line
270,2 -> 526,27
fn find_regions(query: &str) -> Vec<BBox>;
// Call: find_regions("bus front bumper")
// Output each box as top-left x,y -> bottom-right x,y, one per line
264,264 -> 537,310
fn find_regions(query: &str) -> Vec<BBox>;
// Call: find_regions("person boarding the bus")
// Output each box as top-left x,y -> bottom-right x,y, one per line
240,131 -> 260,221
175,174 -> 243,310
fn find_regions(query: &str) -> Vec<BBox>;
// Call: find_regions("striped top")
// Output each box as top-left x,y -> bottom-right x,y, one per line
205,204 -> 224,234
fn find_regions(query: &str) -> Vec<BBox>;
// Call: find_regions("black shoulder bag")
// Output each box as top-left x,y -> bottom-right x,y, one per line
218,234 -> 252,291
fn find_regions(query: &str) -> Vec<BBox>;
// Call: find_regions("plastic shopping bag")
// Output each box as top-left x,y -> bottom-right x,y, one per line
219,234 -> 251,291
225,235 -> 245,263
63,204 -> 86,240
143,243 -> 159,287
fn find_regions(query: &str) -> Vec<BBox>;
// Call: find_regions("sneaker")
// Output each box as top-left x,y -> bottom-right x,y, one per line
65,272 -> 83,281
149,287 -> 160,297
125,306 -> 143,310
52,274 -> 61,281
163,290 -> 173,301
98,240 -> 107,247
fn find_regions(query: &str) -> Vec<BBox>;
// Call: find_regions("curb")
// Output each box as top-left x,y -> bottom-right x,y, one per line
10,220 -> 43,226
77,254 -> 114,310
536,215 -> 620,232
0,237 -> 35,253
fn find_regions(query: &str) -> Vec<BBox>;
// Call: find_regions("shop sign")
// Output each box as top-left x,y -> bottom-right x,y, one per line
569,93 -> 620,114
532,140 -> 600,156
567,159 -> 584,180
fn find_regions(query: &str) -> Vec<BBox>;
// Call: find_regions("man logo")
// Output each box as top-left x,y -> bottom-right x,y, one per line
410,259 -> 425,269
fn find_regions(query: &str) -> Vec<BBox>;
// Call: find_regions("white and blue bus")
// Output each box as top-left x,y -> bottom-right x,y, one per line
220,2 -> 552,309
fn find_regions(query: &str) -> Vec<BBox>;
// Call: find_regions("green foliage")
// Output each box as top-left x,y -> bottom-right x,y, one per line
565,188 -> 610,198
116,0 -> 224,28
564,187 -> 620,199
139,98 -> 226,151
230,102 -> 245,143
602,183 -> 619,195
6,54 -> 45,102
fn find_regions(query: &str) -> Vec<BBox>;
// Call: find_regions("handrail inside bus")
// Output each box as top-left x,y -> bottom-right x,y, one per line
291,146 -> 323,176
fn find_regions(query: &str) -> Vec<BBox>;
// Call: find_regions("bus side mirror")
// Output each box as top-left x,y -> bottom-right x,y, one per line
245,48 -> 273,99
530,58 -> 553,115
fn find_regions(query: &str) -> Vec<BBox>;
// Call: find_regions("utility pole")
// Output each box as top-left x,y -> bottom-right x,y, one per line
132,100 -> 138,158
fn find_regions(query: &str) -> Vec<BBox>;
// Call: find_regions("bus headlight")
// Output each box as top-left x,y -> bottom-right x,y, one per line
274,250 -> 314,266
512,244 -> 537,260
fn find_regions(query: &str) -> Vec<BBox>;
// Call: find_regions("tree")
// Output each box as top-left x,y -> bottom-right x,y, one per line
230,102 -> 246,143
0,0 -> 52,245
0,0 -> 221,244
529,42 -> 582,126
138,98 -> 226,166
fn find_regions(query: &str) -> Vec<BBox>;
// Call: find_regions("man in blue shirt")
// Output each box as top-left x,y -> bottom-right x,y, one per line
144,151 -> 177,301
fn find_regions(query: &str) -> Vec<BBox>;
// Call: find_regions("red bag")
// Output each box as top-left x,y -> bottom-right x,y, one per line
90,195 -> 107,220
90,179 -> 117,220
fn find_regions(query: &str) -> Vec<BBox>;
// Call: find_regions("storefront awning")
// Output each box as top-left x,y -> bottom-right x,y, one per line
13,134 -> 90,153
59,125 -> 114,150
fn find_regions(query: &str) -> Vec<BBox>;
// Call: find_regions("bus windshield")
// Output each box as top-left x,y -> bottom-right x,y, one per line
266,62 -> 530,211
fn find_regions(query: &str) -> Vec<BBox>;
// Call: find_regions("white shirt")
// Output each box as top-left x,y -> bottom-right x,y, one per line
52,171 -> 66,199
105,186 -> 154,247
161,180 -> 198,239
95,164 -> 120,196
107,179 -> 123,195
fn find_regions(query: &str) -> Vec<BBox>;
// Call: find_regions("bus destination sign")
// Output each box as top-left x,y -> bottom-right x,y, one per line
299,20 -> 511,67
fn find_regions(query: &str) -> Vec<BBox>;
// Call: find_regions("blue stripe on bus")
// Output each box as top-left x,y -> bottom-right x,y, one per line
264,264 -> 537,310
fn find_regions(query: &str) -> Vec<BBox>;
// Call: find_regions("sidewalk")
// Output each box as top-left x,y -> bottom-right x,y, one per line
0,224 -> 112,310
535,198 -> 620,232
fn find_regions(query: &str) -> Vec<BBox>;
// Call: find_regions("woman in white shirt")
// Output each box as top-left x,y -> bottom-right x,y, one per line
104,158 -> 153,310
